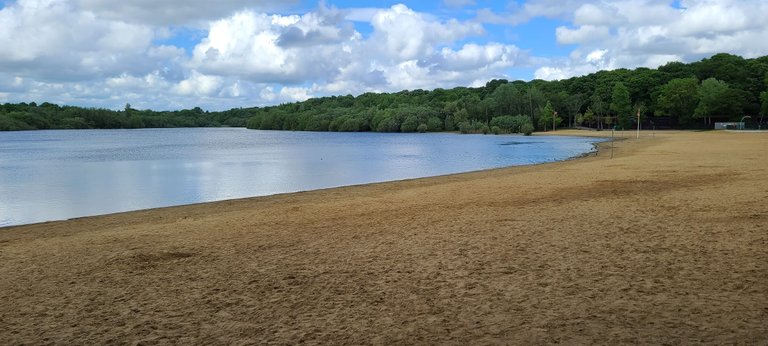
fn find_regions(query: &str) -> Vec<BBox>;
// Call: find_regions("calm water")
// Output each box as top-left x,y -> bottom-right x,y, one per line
0,128 -> 601,227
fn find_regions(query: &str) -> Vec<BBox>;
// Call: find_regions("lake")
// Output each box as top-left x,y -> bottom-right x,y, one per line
0,128 -> 602,227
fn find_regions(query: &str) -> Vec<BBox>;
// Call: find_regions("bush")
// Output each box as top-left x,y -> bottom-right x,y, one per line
417,123 -> 428,133
457,121 -> 472,134
521,123 -> 534,135
491,126 -> 501,135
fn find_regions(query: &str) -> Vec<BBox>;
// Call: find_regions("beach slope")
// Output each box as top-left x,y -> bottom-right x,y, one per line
1,130 -> 766,344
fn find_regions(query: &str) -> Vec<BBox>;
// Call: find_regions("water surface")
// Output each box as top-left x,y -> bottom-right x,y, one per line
0,128 -> 601,227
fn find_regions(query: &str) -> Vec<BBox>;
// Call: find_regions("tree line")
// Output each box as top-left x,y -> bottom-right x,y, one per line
2,53 -> 767,133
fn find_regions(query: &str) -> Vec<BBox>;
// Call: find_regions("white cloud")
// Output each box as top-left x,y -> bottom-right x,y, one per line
172,71 -> 222,96
368,4 -> 484,61
556,25 -> 610,45
537,0 -> 768,80
185,3 -> 526,99
188,8 -> 357,84
1,1 -> 537,110
74,0 -> 297,25
476,0 -> 587,25
0,0 -> 164,81
436,43 -> 524,71
534,48 -> 616,80
5,0 -> 768,111
573,3 -> 618,26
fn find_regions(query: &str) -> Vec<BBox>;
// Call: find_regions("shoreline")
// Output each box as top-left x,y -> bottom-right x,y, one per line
0,131 -> 604,229
1,130 -> 766,343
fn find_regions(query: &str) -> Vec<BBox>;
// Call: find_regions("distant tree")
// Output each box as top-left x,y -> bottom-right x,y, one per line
565,93 -> 585,128
537,101 -> 561,131
479,97 -> 497,123
656,77 -> 700,125
582,107 -> 596,128
525,86 -> 546,124
761,90 -> 768,125
694,78 -> 730,126
590,95 -> 606,129
761,75 -> 768,125
426,117 -> 443,132
400,115 -> 419,132
490,83 -> 520,116
611,82 -> 632,129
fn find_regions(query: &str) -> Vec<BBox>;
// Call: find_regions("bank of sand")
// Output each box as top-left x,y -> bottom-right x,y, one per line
1,130 -> 766,344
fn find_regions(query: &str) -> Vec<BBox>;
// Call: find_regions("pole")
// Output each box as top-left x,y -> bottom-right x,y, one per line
553,111 -> 557,132
636,109 -> 640,139
611,127 -> 614,159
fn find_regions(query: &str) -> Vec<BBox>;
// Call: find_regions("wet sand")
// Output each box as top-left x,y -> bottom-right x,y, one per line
1,130 -> 766,344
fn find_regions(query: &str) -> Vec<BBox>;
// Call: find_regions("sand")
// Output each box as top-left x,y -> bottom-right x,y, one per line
1,130 -> 766,344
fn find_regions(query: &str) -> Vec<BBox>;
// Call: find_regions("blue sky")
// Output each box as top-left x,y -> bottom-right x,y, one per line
1,0 -> 767,110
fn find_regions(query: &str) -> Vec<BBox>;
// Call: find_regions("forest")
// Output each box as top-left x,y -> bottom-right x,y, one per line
2,53 -> 767,133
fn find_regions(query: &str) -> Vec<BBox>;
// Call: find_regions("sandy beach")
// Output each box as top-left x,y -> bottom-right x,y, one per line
1,130 -> 766,344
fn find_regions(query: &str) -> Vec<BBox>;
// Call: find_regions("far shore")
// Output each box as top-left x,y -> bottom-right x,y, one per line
1,129 -> 766,344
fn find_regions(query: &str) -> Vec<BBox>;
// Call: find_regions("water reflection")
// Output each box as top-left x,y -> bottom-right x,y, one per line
0,128 -> 601,227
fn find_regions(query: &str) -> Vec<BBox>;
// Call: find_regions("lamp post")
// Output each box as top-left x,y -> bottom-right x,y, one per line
740,115 -> 751,130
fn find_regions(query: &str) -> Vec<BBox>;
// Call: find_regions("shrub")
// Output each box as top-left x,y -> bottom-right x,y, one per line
521,122 -> 534,135
457,121 -> 472,134
417,123 -> 428,133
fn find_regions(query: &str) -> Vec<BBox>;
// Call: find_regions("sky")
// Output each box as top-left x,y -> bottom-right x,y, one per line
1,0 -> 767,111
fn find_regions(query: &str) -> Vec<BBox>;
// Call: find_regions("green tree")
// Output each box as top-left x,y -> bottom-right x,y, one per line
656,77 -> 700,125
400,115 -> 419,132
694,78 -> 729,126
479,97 -> 497,123
525,86 -> 546,124
537,101 -> 561,131
761,90 -> 768,125
565,93 -> 584,128
582,107 -> 595,127
610,82 -> 632,129
761,75 -> 768,126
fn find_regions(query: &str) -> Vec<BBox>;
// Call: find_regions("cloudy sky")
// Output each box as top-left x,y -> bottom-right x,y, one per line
1,0 -> 767,111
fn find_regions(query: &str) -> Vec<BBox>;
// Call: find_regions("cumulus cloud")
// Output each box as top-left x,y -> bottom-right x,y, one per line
556,25 -> 611,45
187,3 -> 527,99
187,7 -> 360,84
476,0 -> 587,25
6,0 -> 768,110
535,0 -> 768,80
0,0 -> 162,81
74,0 -> 298,25
368,4 -> 484,61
